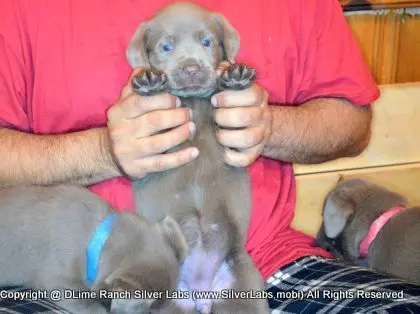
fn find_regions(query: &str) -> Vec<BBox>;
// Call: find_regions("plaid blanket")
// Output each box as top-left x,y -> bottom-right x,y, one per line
1,256 -> 420,313
266,256 -> 420,313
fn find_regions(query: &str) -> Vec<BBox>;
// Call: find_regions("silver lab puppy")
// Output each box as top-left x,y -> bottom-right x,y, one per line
127,2 -> 269,314
0,185 -> 188,314
316,178 -> 420,285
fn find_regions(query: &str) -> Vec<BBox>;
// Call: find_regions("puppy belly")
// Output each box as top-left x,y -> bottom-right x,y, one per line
174,248 -> 236,312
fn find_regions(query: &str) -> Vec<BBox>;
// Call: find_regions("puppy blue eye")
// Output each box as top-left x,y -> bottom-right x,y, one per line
162,43 -> 174,52
201,38 -> 212,47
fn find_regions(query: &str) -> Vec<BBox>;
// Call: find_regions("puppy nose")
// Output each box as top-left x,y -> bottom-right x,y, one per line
182,63 -> 200,77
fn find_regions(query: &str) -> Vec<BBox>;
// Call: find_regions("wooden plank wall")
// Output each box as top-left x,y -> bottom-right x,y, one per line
339,1 -> 420,84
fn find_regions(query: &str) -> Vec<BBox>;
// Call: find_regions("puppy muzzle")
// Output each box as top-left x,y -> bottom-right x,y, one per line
169,59 -> 218,97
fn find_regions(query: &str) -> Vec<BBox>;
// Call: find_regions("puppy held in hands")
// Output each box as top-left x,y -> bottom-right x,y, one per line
127,2 -> 269,314
316,178 -> 420,285
0,185 -> 187,314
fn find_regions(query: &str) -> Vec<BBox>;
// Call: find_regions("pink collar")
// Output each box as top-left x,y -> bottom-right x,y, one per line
359,205 -> 406,257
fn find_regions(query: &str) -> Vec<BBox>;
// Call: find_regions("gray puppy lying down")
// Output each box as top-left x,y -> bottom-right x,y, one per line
316,178 -> 420,286
127,2 -> 269,314
0,185 -> 188,314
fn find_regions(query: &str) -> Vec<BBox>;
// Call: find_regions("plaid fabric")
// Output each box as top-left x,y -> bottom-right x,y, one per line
1,256 -> 420,313
266,256 -> 420,313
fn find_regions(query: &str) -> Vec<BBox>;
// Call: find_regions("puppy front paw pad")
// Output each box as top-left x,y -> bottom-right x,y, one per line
131,69 -> 168,96
219,63 -> 256,91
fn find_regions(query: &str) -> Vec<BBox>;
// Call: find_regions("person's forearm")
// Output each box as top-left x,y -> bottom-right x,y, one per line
263,98 -> 372,164
0,127 -> 121,188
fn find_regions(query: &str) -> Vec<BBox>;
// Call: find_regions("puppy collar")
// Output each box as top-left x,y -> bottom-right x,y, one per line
86,213 -> 119,286
359,205 -> 406,257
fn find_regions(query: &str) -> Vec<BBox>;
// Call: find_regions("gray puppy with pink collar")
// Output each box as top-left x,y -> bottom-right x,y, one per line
316,178 -> 420,285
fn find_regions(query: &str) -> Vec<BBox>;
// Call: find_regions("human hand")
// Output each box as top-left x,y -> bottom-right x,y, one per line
106,69 -> 198,179
212,63 -> 272,167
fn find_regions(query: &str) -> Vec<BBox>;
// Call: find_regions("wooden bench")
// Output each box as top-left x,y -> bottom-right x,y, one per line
291,82 -> 420,237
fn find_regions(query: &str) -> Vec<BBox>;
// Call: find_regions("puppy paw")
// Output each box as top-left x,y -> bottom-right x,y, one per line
218,63 -> 256,91
131,69 -> 169,96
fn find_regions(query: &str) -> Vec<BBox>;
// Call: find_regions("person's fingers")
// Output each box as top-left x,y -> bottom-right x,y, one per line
216,126 -> 265,149
130,147 -> 200,176
111,122 -> 194,159
223,144 -> 263,167
134,122 -> 195,157
109,107 -> 192,140
211,84 -> 266,108
213,106 -> 264,128
109,121 -> 196,178
108,92 -> 181,122
134,107 -> 192,138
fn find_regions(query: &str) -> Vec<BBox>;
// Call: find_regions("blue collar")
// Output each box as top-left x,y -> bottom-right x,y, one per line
85,213 -> 119,286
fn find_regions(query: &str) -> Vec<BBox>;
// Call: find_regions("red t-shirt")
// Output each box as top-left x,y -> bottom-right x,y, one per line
0,0 -> 379,280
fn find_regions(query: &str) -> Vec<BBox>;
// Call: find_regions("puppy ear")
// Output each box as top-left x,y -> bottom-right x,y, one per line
105,273 -> 136,291
105,270 -> 149,293
158,216 -> 189,263
105,274 -> 155,313
323,190 -> 356,239
212,14 -> 240,63
126,22 -> 151,69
